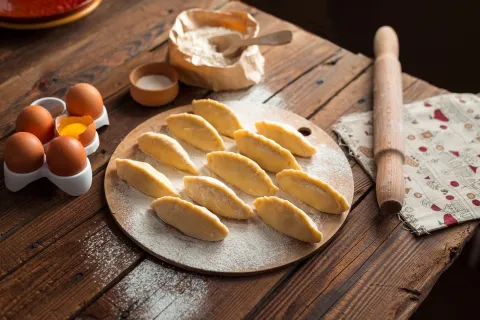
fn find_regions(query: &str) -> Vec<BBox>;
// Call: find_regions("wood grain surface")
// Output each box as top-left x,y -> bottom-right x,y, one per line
0,1 -> 475,319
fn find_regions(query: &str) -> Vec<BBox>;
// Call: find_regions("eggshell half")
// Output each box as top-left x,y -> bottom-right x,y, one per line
55,115 -> 96,147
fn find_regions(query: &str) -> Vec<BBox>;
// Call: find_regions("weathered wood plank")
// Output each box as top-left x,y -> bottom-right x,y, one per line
0,0 -> 227,85
210,37 -> 341,103
320,218 -> 476,320
310,68 -> 419,132
78,257 -> 291,320
0,0 -> 143,80
266,50 -> 371,117
0,211 -> 145,320
0,171 -> 105,278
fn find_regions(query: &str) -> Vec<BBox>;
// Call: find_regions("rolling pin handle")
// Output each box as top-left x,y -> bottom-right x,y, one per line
376,151 -> 405,214
374,26 -> 399,58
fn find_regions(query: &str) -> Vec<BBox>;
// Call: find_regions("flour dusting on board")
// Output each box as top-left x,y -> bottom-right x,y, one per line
105,101 -> 354,274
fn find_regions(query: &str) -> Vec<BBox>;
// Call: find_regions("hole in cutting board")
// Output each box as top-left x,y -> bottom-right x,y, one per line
298,127 -> 312,136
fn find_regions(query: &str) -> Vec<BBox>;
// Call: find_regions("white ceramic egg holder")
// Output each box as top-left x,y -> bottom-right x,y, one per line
4,97 -> 109,196
4,157 -> 93,196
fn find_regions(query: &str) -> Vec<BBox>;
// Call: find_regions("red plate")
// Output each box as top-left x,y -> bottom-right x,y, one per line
0,0 -> 92,20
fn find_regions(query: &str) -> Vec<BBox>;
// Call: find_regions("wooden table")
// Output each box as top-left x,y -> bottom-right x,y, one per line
0,1 -> 477,319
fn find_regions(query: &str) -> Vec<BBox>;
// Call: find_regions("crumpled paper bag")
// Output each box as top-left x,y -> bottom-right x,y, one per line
168,9 -> 265,92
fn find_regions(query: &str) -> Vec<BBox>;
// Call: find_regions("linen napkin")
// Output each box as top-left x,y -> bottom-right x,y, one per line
333,93 -> 480,235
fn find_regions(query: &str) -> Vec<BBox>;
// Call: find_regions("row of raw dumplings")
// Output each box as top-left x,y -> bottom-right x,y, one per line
115,99 -> 350,243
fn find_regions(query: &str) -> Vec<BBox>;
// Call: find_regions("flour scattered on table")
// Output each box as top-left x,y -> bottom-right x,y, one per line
81,224 -> 138,283
110,259 -> 208,319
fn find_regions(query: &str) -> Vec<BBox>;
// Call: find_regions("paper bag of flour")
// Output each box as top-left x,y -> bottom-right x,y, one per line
168,9 -> 265,92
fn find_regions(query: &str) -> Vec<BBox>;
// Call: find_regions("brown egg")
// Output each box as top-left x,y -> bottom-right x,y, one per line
46,136 -> 87,176
4,132 -> 45,173
66,83 -> 103,120
16,105 -> 54,144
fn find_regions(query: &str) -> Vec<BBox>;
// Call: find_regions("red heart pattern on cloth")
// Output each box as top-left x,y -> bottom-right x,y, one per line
333,93 -> 480,235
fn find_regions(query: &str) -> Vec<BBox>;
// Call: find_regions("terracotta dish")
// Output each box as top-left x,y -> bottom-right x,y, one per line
129,62 -> 179,107
0,0 -> 91,20
0,0 -> 101,30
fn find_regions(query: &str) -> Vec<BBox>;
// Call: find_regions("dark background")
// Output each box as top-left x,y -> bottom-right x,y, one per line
245,0 -> 480,93
244,0 -> 480,318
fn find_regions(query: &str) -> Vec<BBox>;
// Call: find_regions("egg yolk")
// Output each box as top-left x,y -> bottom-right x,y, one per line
59,123 -> 88,139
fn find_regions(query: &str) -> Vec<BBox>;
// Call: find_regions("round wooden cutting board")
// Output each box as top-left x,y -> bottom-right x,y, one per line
104,101 -> 354,275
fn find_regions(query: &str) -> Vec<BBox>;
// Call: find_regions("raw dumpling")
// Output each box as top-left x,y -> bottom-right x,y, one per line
166,113 -> 225,152
151,196 -> 229,241
116,158 -> 180,198
276,169 -> 350,214
192,99 -> 243,138
206,151 -> 278,196
233,129 -> 301,173
255,120 -> 316,157
184,176 -> 253,220
138,132 -> 198,175
253,196 -> 322,243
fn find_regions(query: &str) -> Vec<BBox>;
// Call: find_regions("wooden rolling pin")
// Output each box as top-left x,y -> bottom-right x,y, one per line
373,26 -> 404,214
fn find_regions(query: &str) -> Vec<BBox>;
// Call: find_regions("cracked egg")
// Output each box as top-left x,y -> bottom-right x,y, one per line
55,115 -> 96,147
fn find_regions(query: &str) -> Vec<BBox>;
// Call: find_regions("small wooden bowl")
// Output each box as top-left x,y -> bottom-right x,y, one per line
129,62 -> 179,107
